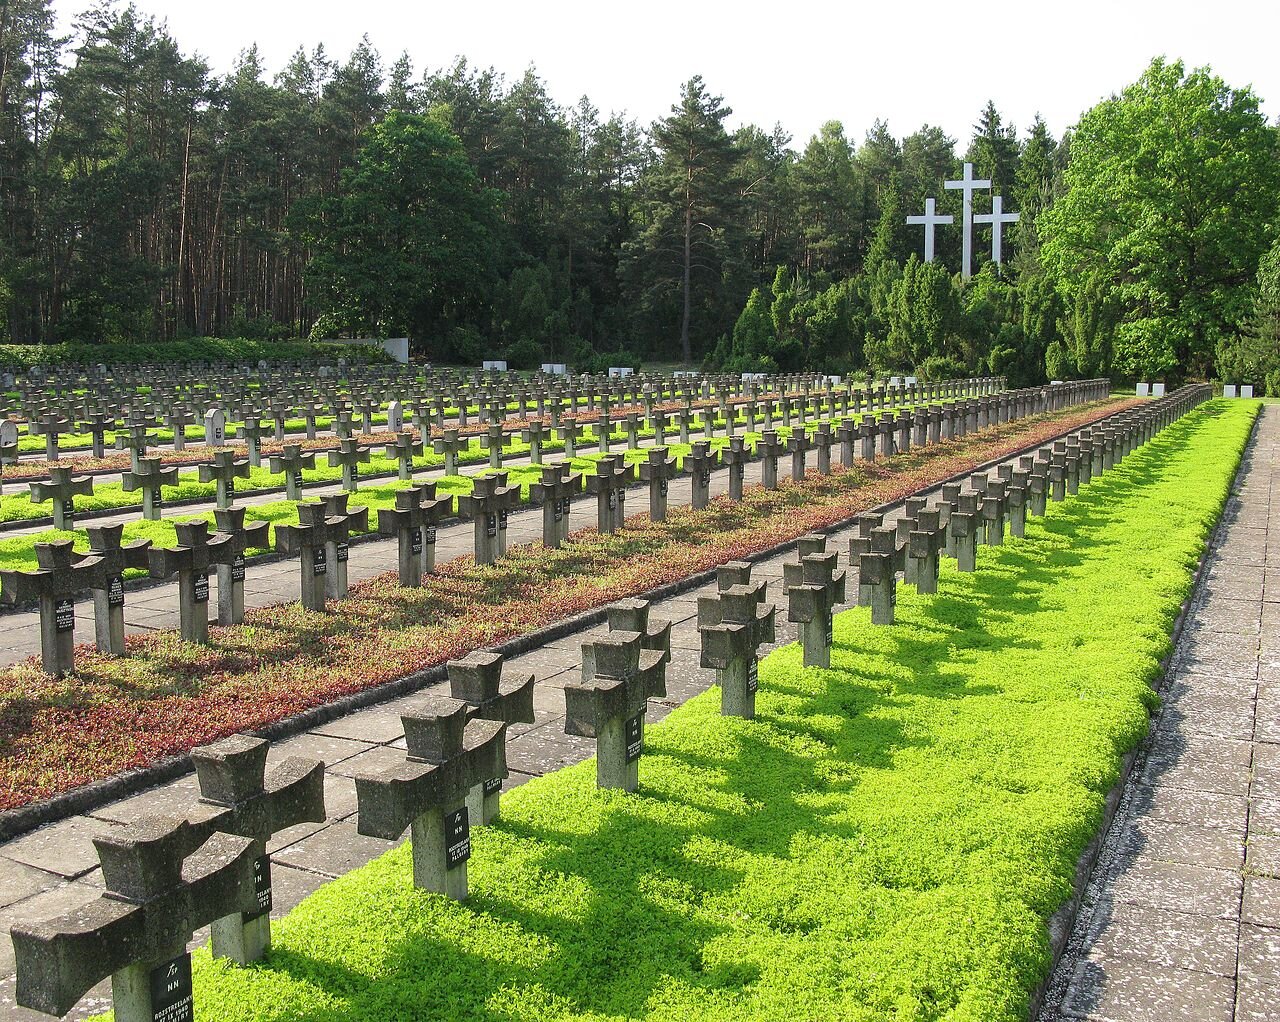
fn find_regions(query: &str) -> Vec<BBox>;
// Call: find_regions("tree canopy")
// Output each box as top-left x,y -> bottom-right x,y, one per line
0,8 -> 1276,388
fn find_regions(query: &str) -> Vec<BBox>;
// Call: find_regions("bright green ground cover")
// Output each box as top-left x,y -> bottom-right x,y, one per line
150,400 -> 1257,1022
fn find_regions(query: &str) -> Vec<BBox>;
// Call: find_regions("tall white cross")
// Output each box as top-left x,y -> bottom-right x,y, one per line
905,197 -> 953,264
943,162 -> 991,279
973,194 -> 1021,268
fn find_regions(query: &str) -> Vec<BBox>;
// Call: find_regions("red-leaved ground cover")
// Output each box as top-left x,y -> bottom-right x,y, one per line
0,399 -> 1135,810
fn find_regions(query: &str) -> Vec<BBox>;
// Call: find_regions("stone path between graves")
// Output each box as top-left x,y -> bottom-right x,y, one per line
0,430 -> 985,1021
1039,404 -> 1280,1022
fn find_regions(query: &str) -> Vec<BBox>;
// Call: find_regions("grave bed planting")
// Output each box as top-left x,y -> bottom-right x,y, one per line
166,399 -> 1256,1022
0,400 -> 1130,812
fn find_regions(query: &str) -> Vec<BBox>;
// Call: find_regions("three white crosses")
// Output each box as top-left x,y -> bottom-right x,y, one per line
906,163 -> 1020,279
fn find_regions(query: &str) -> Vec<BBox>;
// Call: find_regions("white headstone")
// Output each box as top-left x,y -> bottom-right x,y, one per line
1136,383 -> 1150,397
0,419 -> 17,446
889,376 -> 901,388
609,367 -> 634,378
386,400 -> 404,433
1152,383 -> 1166,397
1051,380 -> 1063,386
1241,385 -> 1254,399
202,408 -> 226,447
1223,385 -> 1237,399
827,375 -> 843,386
540,363 -> 567,375
905,376 -> 918,386
482,360 -> 508,372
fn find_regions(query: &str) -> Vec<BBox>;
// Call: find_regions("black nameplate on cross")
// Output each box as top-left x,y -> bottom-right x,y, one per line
337,542 -> 349,562
625,713 -> 643,763
149,952 -> 193,1022
411,531 -> 423,555
482,777 -> 502,796
747,658 -> 759,694
445,807 -> 471,869
54,598 -> 74,632
108,576 -> 125,608
248,854 -> 272,919
231,555 -> 246,582
313,547 -> 327,576
193,576 -> 209,603
485,513 -> 497,538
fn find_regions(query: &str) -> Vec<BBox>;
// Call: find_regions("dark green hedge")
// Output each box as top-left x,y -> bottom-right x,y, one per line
0,338 -> 392,370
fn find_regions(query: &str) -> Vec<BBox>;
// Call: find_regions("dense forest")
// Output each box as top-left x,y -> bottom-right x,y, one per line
1,1 -> 1278,386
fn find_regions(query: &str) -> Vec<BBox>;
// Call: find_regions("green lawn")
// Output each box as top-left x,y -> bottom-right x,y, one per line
147,399 -> 1257,1022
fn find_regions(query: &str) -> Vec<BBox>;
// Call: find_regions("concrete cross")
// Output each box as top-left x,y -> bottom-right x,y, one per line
604,597 -> 672,656
378,487 -> 432,587
188,734 -> 325,963
269,443 -> 317,501
148,520 -> 238,643
326,438 -> 371,493
0,540 -> 104,675
944,162 -> 992,279
586,454 -> 634,535
557,418 -> 587,459
685,441 -> 717,509
520,421 -> 549,465
530,462 -> 581,548
432,427 -> 467,476
30,466 -> 95,531
384,431 -> 423,481
80,524 -> 152,655
445,651 -> 535,823
720,437 -> 750,500
785,542 -> 846,667
211,507 -> 269,625
12,817 -> 256,1022
77,412 -> 118,459
355,699 -> 507,900
319,492 -> 370,597
564,629 -> 669,791
756,430 -> 784,489
457,474 -> 518,566
123,456 -> 179,521
905,196 -> 954,263
699,582 -> 776,719
275,502 -> 342,611
973,194 -> 1020,267
638,447 -> 680,521
198,449 -> 251,510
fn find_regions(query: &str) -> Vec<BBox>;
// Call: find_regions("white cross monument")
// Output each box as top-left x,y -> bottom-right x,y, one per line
905,198 -> 953,264
972,194 -> 1020,268
943,162 -> 992,280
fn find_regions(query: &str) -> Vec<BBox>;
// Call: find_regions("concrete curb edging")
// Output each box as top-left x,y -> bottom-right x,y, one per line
0,401 -> 1135,843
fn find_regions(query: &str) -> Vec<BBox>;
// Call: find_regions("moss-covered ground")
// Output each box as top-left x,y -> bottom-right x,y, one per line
132,399 -> 1258,1022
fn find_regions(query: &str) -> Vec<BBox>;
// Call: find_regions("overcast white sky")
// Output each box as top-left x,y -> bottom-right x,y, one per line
58,0 -> 1279,148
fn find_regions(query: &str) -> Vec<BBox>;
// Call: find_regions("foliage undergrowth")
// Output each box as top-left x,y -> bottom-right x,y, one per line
144,399 -> 1257,1022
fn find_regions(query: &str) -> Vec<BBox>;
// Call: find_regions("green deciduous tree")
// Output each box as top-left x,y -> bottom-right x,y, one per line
1040,58 -> 1280,381
304,111 -> 500,341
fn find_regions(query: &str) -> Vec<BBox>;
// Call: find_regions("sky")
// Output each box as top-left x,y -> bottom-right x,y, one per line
56,0 -> 1280,149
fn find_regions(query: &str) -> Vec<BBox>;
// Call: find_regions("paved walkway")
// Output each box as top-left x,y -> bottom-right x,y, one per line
1040,405 -> 1280,1022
